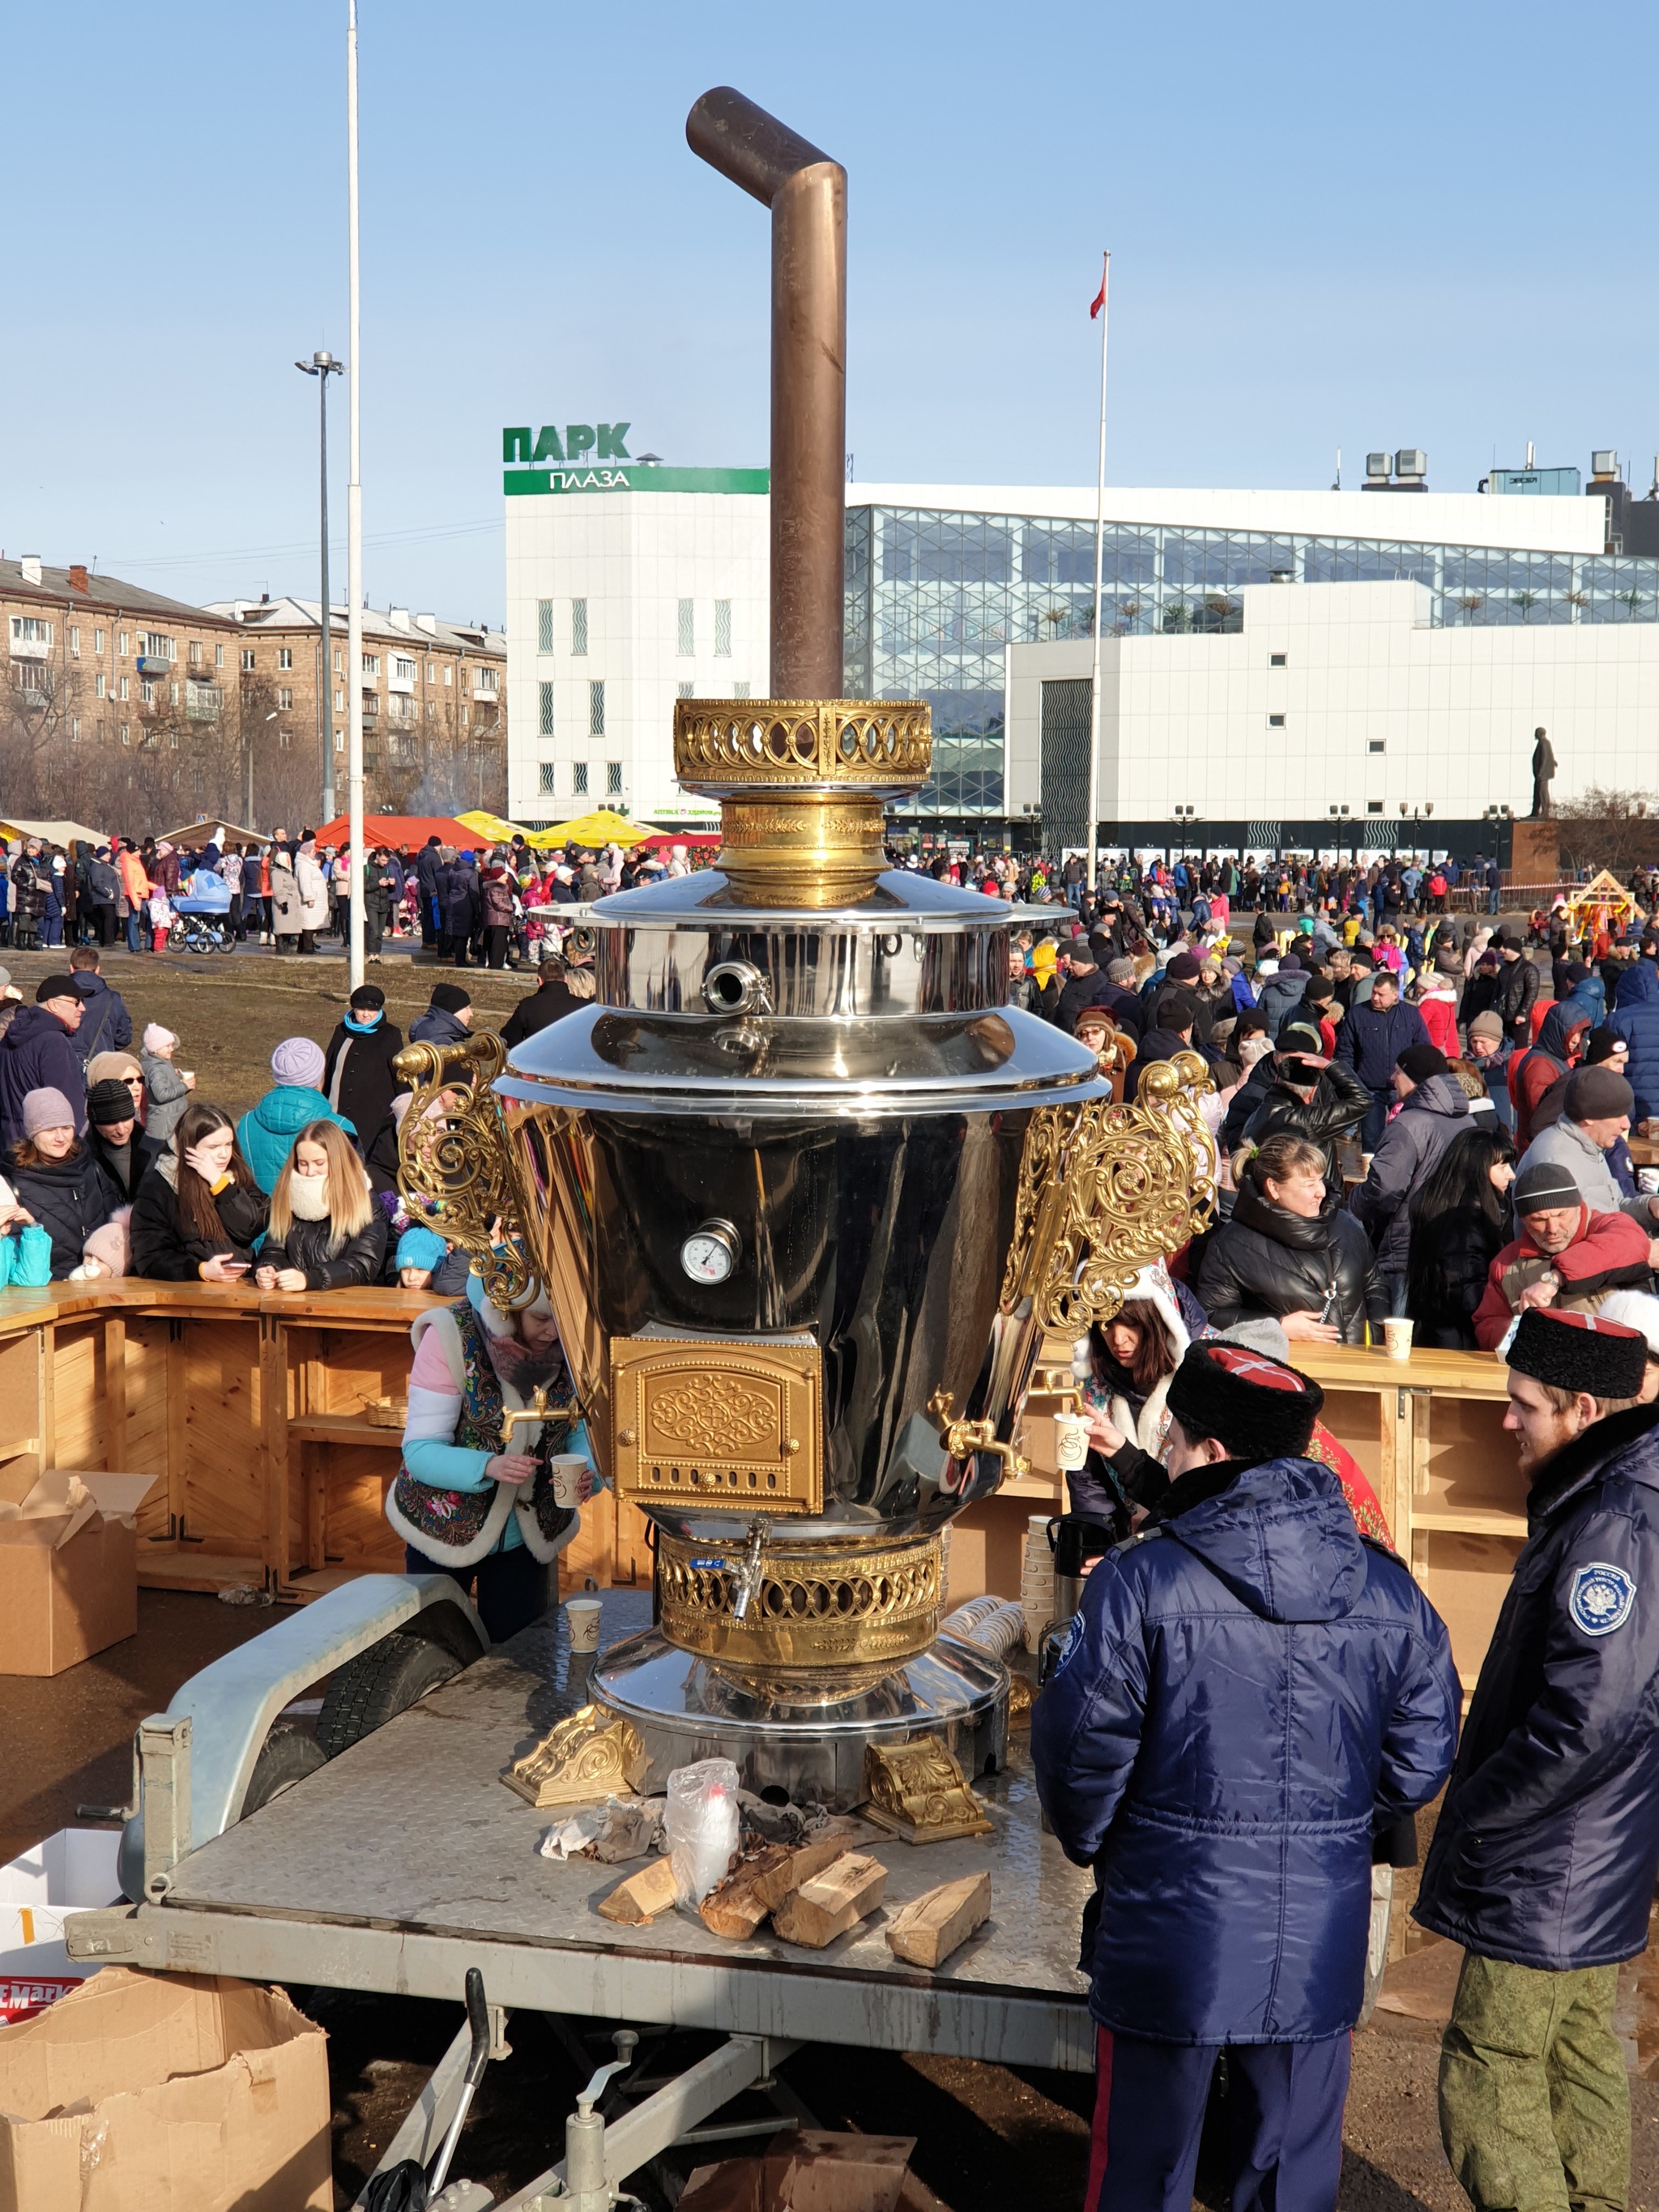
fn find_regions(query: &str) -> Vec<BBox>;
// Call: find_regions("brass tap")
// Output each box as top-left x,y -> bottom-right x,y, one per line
499,1384 -> 580,1451
929,1390 -> 1030,1482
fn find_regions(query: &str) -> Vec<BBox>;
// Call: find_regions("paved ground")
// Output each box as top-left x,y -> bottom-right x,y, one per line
8,1591 -> 1659,2210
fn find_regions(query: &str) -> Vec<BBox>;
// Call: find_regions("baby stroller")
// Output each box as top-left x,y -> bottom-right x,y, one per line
173,869 -> 235,954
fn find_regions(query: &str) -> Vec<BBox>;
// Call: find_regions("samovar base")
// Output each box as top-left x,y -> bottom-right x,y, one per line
589,1629 -> 1008,1812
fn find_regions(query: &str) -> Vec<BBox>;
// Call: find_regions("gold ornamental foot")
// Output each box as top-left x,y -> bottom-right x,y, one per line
501,1704 -> 649,1809
859,1736 -> 994,1846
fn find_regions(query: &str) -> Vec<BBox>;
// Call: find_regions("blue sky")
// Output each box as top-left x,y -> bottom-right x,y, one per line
6,0 -> 1653,623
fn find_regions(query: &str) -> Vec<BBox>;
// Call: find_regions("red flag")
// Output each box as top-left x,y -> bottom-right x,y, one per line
1089,253 -> 1109,320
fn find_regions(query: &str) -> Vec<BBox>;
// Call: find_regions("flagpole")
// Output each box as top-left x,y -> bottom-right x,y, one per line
346,0 -> 365,989
1086,251 -> 1110,903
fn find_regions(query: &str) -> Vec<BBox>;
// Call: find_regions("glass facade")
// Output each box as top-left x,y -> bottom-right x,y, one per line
844,504 -> 1659,819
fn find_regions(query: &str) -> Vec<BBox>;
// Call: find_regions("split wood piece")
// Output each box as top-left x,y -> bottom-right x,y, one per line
596,1853 -> 680,1925
884,1871 -> 992,1970
698,1845 -> 792,1939
697,1828 -> 860,1939
748,1829 -> 861,1912
771,1851 -> 887,1949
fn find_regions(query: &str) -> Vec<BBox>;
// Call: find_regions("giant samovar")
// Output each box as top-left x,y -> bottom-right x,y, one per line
395,90 -> 1213,1809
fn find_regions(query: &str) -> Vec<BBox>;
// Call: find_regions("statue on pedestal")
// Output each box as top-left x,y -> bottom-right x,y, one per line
1531,726 -> 1557,819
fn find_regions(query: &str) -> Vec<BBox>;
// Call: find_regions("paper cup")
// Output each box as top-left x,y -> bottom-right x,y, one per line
1053,1415 -> 1090,1471
565,1595 -> 602,1651
549,1452 -> 587,1507
1382,1317 -> 1414,1361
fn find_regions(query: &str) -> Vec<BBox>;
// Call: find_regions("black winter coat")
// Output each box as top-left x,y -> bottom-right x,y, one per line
1417,1401 -> 1659,1970
0,1006 -> 86,1151
260,1206 -> 388,1292
321,1020 -> 406,1144
1497,953 -> 1541,1037
87,1124 -> 164,1204
8,1145 -> 118,1279
1405,1199 -> 1508,1349
1196,1182 -> 1373,1344
1238,1061 -> 1371,1178
501,975 -> 586,1048
130,1163 -> 268,1280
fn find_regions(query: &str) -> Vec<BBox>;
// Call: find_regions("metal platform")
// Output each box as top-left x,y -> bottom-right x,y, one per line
70,1592 -> 1094,2073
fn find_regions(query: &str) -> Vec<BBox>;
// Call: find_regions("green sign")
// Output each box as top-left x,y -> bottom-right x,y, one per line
505,424 -> 632,464
504,464 -> 769,497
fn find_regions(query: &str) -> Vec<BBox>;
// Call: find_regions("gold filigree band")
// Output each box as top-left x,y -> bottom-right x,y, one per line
656,1527 -> 943,1673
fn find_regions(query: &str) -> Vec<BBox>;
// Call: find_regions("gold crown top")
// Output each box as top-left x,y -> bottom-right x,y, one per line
672,699 -> 932,908
674,700 -> 931,793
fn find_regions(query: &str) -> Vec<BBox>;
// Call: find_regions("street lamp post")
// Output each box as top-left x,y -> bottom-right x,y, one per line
296,351 -> 344,824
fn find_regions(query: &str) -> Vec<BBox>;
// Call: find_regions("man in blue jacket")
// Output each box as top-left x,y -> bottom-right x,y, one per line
1416,1307 -> 1659,2212
1607,937 -> 1659,1121
1333,967 -> 1431,1148
1034,1341 -> 1458,2212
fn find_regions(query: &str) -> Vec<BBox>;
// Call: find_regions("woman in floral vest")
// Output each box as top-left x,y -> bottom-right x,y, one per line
386,1274 -> 597,1638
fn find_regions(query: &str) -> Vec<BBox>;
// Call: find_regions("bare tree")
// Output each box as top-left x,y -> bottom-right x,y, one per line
1555,785 -> 1659,878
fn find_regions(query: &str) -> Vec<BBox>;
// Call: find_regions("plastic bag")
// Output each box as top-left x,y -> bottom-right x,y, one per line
665,1757 -> 740,1903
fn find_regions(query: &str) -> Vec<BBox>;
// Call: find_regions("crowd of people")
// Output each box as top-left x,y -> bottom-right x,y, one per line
1003,865 -> 1659,1364
0,948 -> 595,1294
0,826 -> 709,965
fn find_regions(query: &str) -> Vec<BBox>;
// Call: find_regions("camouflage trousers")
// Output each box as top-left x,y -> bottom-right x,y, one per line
1439,1950 -> 1627,2212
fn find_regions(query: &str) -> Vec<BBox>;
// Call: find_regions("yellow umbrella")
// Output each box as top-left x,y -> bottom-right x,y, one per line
529,809 -> 652,850
456,809 -> 531,843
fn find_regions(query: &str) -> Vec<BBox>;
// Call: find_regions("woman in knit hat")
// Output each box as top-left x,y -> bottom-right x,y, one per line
6,1087 -> 117,1279
86,1048 -> 146,1127
234,1036 -> 357,1196
139,1023 -> 195,1144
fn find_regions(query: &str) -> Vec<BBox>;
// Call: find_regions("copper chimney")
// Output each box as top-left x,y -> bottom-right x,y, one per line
686,88 -> 846,698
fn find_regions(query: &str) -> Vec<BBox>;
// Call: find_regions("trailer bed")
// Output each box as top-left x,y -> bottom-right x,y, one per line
87,1595 -> 1095,2071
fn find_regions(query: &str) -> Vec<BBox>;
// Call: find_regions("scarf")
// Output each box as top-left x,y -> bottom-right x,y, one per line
344,1013 -> 382,1034
482,1323 -> 566,1397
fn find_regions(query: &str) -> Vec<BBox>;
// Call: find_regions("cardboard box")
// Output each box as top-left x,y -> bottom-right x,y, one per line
0,1826 -> 123,2024
0,1966 -> 331,2211
680,2131 -> 950,2212
0,1467 -> 157,1676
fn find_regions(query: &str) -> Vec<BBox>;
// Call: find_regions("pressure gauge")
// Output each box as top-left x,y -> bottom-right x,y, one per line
680,1219 -> 740,1286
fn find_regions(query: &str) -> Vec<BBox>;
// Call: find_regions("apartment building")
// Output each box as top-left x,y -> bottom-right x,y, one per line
2,554 -> 241,753
205,596 -> 509,814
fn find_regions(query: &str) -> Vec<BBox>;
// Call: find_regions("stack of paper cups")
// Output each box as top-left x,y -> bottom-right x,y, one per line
1021,1514 -> 1056,1653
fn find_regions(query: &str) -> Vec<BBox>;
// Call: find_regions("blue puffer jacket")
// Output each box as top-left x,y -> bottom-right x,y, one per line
1032,1458 -> 1458,2043
1608,959 -> 1659,1121
1416,1401 -> 1659,1971
235,1084 -> 357,1196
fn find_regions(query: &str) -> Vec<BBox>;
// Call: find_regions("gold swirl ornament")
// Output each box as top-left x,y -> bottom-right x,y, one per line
390,1032 -> 539,1312
997,1050 -> 1218,1334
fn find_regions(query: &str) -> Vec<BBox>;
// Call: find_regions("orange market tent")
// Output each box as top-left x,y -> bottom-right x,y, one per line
311,814 -> 484,850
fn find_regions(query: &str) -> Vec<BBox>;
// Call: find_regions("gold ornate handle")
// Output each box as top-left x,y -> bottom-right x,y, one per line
393,1031 -> 538,1310
498,1382 -> 583,1450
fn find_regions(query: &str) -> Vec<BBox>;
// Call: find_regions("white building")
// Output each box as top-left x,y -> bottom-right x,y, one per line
502,440 -> 1659,852
504,455 -> 768,826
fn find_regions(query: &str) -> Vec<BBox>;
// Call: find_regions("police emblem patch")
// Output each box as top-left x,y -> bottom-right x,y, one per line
1055,1615 -> 1085,1674
1568,1561 -> 1636,1638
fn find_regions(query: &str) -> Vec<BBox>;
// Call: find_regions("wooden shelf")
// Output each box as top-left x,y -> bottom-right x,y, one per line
281,1566 -> 368,1603
0,1437 -> 40,1462
288,1417 -> 404,1447
1413,1506 -> 1528,1538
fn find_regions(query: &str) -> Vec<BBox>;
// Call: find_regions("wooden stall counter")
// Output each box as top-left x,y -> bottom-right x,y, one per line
948,1339 -> 1524,1697
0,1280 -> 443,1604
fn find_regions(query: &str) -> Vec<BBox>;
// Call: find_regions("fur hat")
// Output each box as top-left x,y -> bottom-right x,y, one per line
1158,1327 -> 1336,1468
1164,1340 -> 1324,1461
1507,1308 -> 1648,1400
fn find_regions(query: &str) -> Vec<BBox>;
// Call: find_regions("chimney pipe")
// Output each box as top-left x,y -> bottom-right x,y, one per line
68,565 -> 90,595
686,88 -> 846,698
